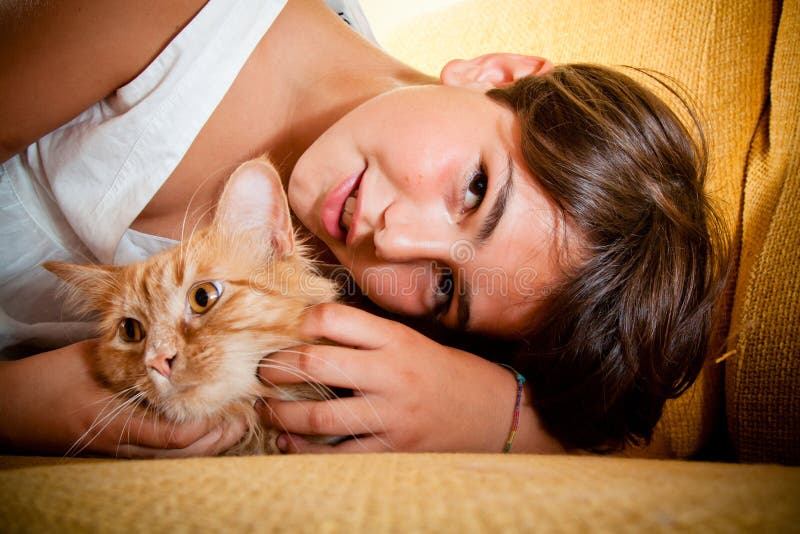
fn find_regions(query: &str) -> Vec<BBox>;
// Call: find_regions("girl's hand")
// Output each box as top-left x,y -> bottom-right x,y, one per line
0,340 -> 246,458
258,303 -> 563,454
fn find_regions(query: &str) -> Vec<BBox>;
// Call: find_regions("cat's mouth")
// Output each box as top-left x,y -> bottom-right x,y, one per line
321,166 -> 364,243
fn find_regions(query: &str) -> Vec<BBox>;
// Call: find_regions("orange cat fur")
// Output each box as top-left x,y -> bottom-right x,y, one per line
44,159 -> 337,455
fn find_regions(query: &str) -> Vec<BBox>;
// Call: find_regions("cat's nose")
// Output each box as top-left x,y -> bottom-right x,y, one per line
148,352 -> 176,380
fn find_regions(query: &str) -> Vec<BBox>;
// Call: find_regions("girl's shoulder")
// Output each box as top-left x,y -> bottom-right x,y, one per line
0,0 -> 210,163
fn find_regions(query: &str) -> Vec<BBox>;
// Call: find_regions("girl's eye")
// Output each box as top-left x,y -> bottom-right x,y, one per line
188,281 -> 223,314
463,166 -> 488,212
118,318 -> 145,342
432,267 -> 454,318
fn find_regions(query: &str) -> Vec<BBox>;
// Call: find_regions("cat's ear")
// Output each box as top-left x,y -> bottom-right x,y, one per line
215,158 -> 295,256
42,261 -> 120,311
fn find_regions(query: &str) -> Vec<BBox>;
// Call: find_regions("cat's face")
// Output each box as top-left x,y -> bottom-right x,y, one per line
46,160 -> 336,421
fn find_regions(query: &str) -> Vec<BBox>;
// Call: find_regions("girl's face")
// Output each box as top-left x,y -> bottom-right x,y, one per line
289,83 -> 566,337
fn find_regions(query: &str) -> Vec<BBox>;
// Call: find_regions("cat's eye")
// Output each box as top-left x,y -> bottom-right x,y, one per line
118,318 -> 145,342
188,281 -> 223,314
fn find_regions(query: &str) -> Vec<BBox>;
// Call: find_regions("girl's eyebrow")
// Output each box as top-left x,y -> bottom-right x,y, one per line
476,153 -> 514,245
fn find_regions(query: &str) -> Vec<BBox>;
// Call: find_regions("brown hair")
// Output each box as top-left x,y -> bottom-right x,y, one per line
487,64 -> 730,451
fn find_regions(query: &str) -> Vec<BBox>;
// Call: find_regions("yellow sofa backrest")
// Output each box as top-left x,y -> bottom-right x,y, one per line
726,0 -> 799,464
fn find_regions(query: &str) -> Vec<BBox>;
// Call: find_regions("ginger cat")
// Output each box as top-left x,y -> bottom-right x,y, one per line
45,159 -> 337,455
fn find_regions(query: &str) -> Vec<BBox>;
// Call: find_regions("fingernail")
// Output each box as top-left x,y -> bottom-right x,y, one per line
277,434 -> 289,452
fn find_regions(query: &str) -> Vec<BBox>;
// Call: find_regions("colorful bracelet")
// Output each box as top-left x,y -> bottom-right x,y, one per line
499,364 -> 526,453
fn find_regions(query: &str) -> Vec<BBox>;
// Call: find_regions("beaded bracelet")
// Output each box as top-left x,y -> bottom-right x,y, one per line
498,364 -> 526,453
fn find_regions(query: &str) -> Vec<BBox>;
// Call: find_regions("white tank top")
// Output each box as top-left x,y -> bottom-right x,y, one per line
0,0 -> 377,353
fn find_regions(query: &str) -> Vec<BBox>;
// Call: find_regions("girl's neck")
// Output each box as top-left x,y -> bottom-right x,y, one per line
265,0 -> 436,182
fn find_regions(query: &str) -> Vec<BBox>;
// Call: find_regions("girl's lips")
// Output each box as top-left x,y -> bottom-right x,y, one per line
321,167 -> 364,241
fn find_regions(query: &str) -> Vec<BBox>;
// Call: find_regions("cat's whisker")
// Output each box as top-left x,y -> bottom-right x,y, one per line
86,393 -> 145,457
136,398 -> 152,447
81,385 -> 140,411
256,372 -> 330,404
209,347 -> 323,383
116,393 -> 146,458
183,203 -> 216,246
254,393 -> 292,434
65,395 -> 127,457
282,351 -> 392,448
154,409 -> 163,449
255,354 -> 392,450
261,348 -> 372,397
250,355 -> 369,441
207,347 -> 340,403
179,163 -> 232,245
126,394 -> 149,453
66,392 -> 144,457
255,359 -> 338,400
165,416 -> 182,451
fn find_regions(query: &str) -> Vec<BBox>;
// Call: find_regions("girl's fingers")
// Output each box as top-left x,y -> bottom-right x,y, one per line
114,417 -> 247,458
259,344 -> 383,391
262,396 -> 388,437
115,427 -> 221,459
278,433 -> 393,454
299,303 -> 401,348
162,416 -> 248,457
119,411 -> 217,450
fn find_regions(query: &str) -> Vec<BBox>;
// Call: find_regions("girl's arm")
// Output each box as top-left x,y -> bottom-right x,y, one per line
0,0 -> 208,162
258,303 -> 564,454
0,340 -> 245,457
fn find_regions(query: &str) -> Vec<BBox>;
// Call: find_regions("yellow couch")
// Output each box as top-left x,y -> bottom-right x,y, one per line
1,0 -> 798,531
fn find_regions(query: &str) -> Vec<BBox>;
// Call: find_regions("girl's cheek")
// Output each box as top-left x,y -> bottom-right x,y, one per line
371,267 -> 431,317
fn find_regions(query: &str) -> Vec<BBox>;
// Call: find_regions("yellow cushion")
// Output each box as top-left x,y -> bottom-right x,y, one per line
2,454 -> 799,530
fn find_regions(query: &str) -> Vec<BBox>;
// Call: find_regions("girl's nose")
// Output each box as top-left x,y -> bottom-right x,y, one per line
373,201 -> 455,262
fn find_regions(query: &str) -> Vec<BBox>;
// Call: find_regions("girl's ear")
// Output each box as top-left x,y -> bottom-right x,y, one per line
440,53 -> 554,91
215,158 -> 295,256
42,261 -> 120,311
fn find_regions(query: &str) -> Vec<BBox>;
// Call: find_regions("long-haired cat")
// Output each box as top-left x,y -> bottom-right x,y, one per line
44,159 -> 338,455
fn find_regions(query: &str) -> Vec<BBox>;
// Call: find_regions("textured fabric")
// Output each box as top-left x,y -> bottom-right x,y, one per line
1,454 -> 799,531
369,0 -> 779,459
726,0 -> 800,464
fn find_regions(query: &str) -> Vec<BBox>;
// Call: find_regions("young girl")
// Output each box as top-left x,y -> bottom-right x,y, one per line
0,0 -> 727,456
